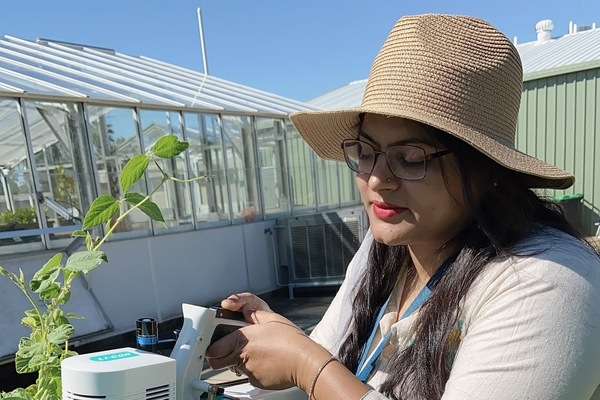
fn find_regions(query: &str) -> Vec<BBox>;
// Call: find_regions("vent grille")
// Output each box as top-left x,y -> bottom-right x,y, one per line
146,384 -> 172,400
291,226 -> 309,279
288,216 -> 360,282
308,225 -> 326,277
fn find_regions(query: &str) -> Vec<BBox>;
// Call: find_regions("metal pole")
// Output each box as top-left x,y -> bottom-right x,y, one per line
134,107 -> 154,235
217,114 -> 234,223
281,120 -> 294,216
197,8 -> 210,76
18,98 -> 48,249
179,111 -> 198,229
251,116 -> 265,219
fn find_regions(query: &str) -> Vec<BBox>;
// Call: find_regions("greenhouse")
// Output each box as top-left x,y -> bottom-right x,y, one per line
0,35 -> 361,254
0,35 -> 364,360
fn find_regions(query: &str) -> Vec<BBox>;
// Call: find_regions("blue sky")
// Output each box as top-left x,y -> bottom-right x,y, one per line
1,1 -> 599,102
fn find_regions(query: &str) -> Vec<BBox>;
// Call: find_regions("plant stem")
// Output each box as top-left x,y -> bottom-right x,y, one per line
92,178 -> 166,252
153,160 -> 169,178
154,159 -> 209,184
16,279 -> 46,337
169,175 -> 209,184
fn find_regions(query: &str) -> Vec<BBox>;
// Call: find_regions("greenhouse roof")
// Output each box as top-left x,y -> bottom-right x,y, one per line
0,35 -> 318,116
310,26 -> 600,110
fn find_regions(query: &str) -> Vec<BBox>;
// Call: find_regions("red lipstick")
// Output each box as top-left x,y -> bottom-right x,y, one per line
371,201 -> 407,221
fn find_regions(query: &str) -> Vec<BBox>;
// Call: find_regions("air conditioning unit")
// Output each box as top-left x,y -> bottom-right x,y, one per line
275,206 -> 366,298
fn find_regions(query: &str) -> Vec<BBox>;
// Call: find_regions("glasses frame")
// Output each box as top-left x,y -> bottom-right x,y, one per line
341,138 -> 452,181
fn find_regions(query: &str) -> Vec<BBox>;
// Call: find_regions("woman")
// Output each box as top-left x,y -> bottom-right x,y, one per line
205,14 -> 600,400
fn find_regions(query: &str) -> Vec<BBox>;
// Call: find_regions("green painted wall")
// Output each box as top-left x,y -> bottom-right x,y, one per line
516,67 -> 600,235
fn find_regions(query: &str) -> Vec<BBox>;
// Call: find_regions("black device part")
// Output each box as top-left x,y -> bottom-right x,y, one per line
209,324 -> 245,346
211,306 -> 246,322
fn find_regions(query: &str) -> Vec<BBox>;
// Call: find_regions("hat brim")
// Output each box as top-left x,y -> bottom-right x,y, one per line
290,107 -> 574,190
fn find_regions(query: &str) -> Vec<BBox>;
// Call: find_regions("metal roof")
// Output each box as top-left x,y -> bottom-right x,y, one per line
0,35 -> 318,116
310,26 -> 600,109
519,26 -> 600,80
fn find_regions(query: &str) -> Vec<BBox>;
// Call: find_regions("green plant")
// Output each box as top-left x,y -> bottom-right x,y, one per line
13,208 -> 38,226
0,208 -> 37,230
0,135 -> 206,400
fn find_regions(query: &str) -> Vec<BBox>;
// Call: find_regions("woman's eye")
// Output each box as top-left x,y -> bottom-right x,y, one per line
394,150 -> 424,163
358,152 -> 373,161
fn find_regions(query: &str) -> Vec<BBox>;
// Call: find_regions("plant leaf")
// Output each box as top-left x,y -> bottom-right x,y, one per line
64,251 -> 107,274
55,288 -> 71,305
71,230 -> 87,238
124,192 -> 165,222
32,269 -> 60,294
21,309 -> 41,329
120,154 -> 150,192
50,308 -> 69,327
31,253 -> 63,292
47,324 -> 74,345
83,195 -> 120,230
39,283 -> 60,302
18,268 -> 25,286
151,135 -> 189,158
0,265 -> 8,277
85,232 -> 94,250
21,316 -> 37,329
65,312 -> 84,320
15,337 -> 44,373
1,387 -> 33,400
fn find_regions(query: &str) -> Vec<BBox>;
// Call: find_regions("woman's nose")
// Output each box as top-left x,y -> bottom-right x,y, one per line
368,153 -> 398,189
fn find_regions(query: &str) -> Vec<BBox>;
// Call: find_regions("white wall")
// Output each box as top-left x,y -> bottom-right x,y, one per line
0,220 -> 278,358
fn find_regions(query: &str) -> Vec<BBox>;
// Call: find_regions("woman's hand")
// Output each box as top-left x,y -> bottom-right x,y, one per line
220,292 -> 273,322
205,309 -> 333,392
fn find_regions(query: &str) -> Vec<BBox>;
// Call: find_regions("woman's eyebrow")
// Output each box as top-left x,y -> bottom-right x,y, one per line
359,129 -> 437,147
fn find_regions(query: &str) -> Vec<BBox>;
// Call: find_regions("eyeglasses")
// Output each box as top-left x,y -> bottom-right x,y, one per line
341,139 -> 452,181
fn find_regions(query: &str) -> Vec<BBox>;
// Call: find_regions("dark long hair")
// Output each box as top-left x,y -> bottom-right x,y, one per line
337,126 -> 599,400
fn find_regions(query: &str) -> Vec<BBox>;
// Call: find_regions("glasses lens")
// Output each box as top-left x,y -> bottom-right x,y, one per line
343,140 -> 374,174
387,145 -> 427,180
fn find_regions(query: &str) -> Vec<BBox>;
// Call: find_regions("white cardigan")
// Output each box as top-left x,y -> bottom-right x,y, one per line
309,227 -> 600,399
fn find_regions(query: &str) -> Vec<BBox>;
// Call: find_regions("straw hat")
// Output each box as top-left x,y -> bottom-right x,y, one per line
290,14 -> 574,189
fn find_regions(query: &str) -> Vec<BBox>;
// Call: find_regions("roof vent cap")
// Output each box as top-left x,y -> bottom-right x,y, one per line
535,19 -> 554,43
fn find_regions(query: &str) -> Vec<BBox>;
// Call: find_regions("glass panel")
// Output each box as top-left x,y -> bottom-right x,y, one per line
0,98 -> 43,251
221,115 -> 259,222
339,163 -> 360,205
0,74 -> 63,96
183,113 -> 229,224
139,110 -> 193,232
316,158 -> 340,209
87,106 -> 151,235
255,118 -> 289,215
24,101 -> 94,246
284,121 -> 315,211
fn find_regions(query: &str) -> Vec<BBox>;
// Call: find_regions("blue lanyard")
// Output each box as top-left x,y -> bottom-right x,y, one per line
355,258 -> 454,383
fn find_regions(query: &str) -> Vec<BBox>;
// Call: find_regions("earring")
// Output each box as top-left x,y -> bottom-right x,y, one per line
386,177 -> 392,183
492,181 -> 499,188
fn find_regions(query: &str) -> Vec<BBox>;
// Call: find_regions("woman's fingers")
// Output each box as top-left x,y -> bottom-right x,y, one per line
220,292 -> 272,323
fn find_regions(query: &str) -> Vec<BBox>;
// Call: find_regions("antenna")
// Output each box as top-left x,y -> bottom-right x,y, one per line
196,8 -> 209,75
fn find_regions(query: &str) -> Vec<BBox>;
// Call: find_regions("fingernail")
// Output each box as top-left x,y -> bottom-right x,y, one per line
227,294 -> 239,301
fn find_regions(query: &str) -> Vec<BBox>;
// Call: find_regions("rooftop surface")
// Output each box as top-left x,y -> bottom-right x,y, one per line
0,35 -> 318,115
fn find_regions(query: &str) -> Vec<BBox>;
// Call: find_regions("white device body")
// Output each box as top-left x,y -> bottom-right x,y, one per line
61,347 -> 176,400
